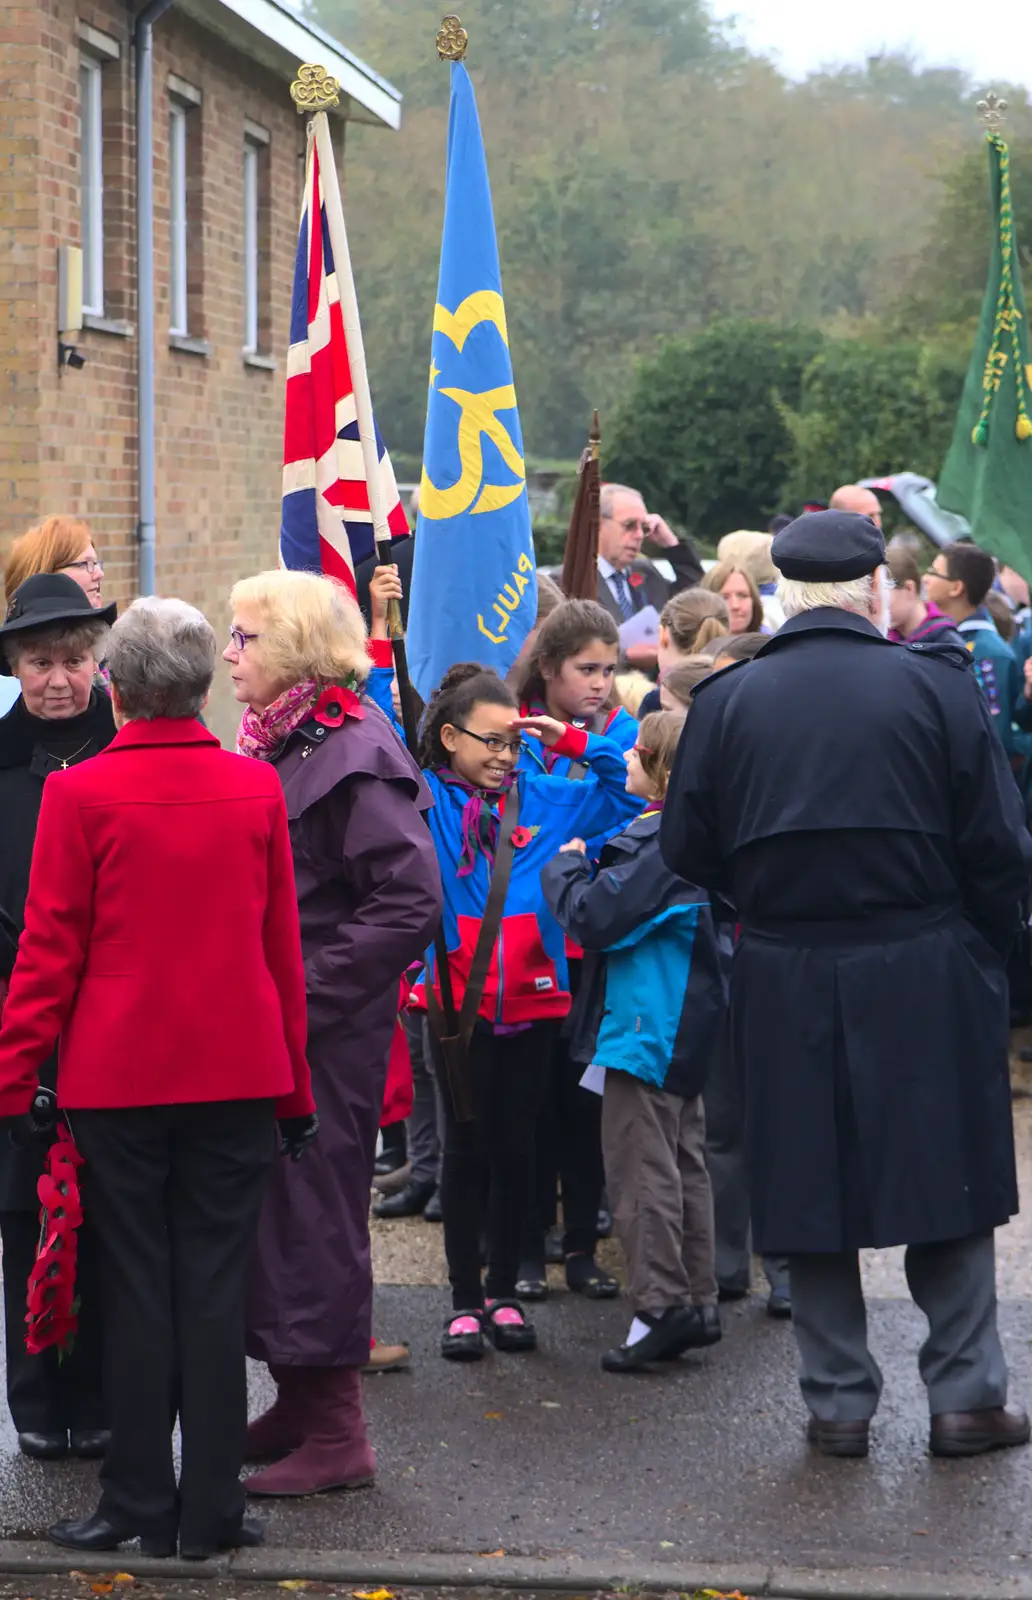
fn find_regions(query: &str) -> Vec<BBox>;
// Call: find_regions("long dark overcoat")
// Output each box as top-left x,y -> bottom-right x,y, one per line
246,700 -> 441,1367
0,690 -> 115,1209
660,608 -> 1032,1255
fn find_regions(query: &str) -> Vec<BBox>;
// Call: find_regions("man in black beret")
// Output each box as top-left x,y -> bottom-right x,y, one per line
660,510 -> 1032,1460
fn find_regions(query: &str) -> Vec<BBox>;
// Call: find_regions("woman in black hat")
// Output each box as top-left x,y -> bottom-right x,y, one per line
0,573 -> 116,1459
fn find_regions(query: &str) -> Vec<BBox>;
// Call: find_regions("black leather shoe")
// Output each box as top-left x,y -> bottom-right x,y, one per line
70,1429 -> 111,1459
48,1512 -> 175,1558
19,1431 -> 68,1460
181,1515 -> 265,1561
669,1303 -> 722,1355
373,1178 -> 435,1219
601,1306 -> 698,1372
423,1187 -> 443,1222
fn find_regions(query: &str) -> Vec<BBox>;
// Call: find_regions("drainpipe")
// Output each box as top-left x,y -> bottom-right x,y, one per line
134,0 -> 174,595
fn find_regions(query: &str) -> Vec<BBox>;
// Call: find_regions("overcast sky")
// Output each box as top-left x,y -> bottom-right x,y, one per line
716,0 -> 1032,88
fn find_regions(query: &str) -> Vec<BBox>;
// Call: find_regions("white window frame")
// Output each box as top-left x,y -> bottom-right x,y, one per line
243,139 -> 260,353
169,102 -> 189,336
79,56 -> 104,316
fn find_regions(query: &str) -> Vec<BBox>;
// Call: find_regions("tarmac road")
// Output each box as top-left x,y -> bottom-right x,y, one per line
2,1097 -> 1032,1597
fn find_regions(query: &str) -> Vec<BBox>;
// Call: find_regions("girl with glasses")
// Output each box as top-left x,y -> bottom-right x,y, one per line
412,662 -> 631,1361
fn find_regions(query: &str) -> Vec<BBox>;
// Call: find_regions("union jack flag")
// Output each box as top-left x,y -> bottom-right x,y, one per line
280,137 -> 408,595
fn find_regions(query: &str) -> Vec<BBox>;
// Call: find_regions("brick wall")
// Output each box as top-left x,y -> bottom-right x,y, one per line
0,5 -> 44,543
1,0 -> 353,744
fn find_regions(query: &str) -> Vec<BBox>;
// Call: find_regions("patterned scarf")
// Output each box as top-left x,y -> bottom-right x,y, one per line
436,767 -> 515,877
237,679 -> 320,761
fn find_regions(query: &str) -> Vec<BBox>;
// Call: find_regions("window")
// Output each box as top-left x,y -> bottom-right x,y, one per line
79,58 -> 104,315
169,104 -> 188,336
243,140 -> 259,353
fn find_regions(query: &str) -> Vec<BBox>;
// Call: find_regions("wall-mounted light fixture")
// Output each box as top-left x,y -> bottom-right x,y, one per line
58,246 -> 86,371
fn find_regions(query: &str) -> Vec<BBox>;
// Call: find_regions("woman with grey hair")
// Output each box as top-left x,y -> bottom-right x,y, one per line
0,573 -> 115,1462
0,594 -> 316,1560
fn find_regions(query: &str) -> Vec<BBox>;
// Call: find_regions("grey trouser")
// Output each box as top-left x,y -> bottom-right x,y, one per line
789,1234 -> 1008,1421
405,1012 -> 445,1188
703,1026 -> 789,1295
601,1070 -> 717,1314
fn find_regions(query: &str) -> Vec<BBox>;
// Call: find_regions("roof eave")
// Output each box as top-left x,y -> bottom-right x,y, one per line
168,0 -> 402,129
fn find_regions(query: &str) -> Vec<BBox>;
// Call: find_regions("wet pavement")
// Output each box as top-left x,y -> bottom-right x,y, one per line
1,1101 -> 1032,1592
0,1287 -> 1031,1586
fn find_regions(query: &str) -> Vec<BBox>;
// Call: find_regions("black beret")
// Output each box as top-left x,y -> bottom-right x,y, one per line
771,510 -> 885,582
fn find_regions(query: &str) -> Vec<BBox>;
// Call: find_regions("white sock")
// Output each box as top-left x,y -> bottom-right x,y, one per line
626,1315 -> 653,1346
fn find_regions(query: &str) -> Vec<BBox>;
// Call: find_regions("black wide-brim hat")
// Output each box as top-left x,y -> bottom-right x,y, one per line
0,573 -> 117,675
772,509 -> 885,582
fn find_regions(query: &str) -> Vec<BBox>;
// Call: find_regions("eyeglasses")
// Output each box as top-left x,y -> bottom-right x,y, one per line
228,627 -> 260,652
454,724 -> 523,757
64,558 -> 101,575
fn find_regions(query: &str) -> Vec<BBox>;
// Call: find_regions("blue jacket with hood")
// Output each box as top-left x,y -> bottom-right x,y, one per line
542,810 -> 726,1097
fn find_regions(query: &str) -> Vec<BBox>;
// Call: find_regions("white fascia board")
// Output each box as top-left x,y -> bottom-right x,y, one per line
213,0 -> 402,129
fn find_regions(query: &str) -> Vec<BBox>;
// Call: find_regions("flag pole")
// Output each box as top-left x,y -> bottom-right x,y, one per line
290,64 -> 419,749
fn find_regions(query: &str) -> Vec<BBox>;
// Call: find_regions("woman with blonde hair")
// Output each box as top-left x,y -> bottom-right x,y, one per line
658,588 -> 729,667
702,562 -> 765,635
4,517 -> 105,610
224,569 -> 441,1499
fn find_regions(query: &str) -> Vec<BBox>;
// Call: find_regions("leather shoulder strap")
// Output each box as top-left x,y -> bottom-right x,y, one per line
456,783 -> 520,1043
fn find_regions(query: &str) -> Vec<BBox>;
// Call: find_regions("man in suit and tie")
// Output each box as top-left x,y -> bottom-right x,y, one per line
595,484 -> 704,670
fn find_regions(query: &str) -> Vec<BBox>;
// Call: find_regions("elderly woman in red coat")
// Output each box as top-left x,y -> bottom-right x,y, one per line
225,569 -> 441,1498
0,596 -> 315,1559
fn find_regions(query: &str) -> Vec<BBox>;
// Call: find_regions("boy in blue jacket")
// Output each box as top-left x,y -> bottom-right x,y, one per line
542,710 -> 727,1372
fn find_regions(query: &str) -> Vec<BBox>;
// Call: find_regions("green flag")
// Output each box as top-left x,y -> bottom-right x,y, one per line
938,132 -> 1032,578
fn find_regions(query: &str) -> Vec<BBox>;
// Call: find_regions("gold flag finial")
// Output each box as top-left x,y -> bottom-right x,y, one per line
978,91 -> 1008,134
291,62 -> 341,114
437,14 -> 468,61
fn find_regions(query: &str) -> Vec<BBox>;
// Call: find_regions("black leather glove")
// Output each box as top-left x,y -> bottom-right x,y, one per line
278,1111 -> 319,1162
9,1087 -> 58,1151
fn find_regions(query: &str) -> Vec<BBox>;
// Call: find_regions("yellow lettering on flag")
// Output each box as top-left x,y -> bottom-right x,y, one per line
420,385 -> 525,521
433,290 -> 509,353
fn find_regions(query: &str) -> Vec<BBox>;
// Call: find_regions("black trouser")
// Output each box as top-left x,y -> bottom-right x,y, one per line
69,1100 -> 276,1548
524,1026 -> 604,1258
433,1024 -> 552,1310
702,1025 -> 788,1296
0,1209 -> 105,1434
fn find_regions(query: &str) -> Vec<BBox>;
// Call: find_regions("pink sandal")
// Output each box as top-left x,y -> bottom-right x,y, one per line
485,1298 -> 538,1353
441,1309 -> 487,1362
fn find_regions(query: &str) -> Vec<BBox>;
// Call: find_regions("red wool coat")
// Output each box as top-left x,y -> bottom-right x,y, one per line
0,718 -> 313,1118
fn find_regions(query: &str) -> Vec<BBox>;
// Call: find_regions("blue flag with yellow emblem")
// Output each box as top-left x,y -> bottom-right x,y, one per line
408,62 -> 536,700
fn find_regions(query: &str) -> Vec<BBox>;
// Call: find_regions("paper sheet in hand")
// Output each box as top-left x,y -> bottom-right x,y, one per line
618,605 -> 660,650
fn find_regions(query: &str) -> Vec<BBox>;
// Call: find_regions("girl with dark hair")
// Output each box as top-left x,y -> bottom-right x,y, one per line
513,600 -> 641,1302
514,599 -> 638,785
413,663 -> 630,1361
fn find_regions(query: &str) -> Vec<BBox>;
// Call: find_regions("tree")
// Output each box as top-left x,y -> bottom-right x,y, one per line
778,337 -> 968,508
605,320 -> 824,535
301,2 -> 1008,460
